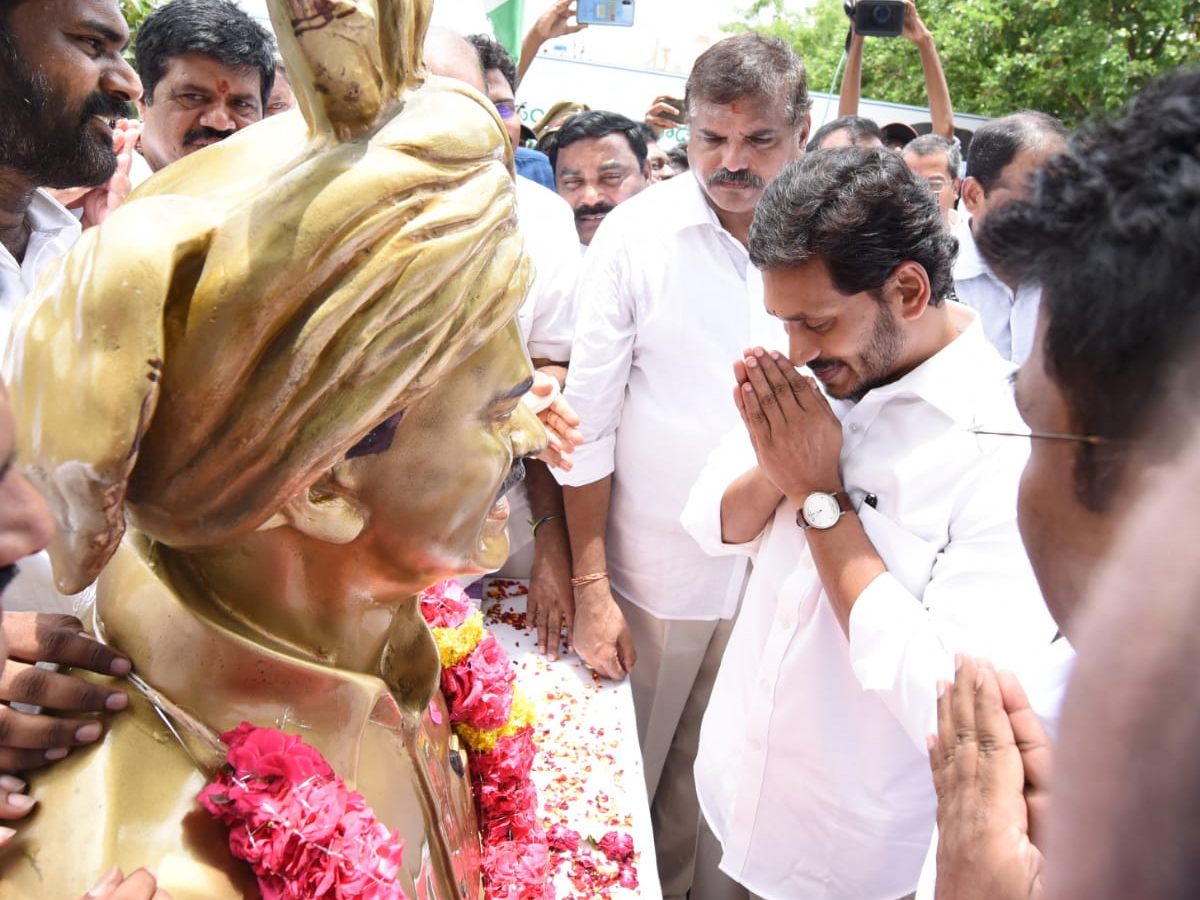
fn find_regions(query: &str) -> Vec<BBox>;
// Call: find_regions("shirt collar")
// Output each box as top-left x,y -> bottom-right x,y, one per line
669,169 -> 746,239
25,188 -> 81,237
952,214 -> 992,281
832,302 -> 1014,425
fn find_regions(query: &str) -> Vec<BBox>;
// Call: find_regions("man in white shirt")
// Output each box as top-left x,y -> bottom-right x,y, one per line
929,66 -> 1200,900
547,111 -> 651,247
556,33 -> 810,899
682,147 -> 1057,900
130,0 -> 275,184
953,111 -> 1067,364
0,0 -> 141,313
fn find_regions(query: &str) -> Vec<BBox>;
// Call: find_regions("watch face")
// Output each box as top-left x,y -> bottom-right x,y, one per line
802,492 -> 842,529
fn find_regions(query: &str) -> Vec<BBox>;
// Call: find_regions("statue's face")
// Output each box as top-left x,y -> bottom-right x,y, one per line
346,321 -> 545,585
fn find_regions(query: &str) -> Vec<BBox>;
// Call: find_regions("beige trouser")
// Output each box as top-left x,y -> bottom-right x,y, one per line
614,591 -> 736,900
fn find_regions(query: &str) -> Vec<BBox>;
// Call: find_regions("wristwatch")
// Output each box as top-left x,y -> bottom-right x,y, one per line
796,491 -> 853,530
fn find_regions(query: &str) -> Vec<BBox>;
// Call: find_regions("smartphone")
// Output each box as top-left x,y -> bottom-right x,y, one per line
576,0 -> 635,27
660,96 -> 687,126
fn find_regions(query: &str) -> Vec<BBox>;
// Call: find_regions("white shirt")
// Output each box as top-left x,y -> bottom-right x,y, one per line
555,171 -> 782,621
914,637 -> 1076,900
682,305 -> 1058,900
952,214 -> 1041,364
0,189 -> 81,344
504,176 -> 581,566
513,175 -> 579,364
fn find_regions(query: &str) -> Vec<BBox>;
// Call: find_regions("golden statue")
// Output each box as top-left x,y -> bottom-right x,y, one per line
0,0 -> 544,896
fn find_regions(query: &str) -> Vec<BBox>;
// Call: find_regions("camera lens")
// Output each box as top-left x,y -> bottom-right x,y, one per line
872,5 -> 893,23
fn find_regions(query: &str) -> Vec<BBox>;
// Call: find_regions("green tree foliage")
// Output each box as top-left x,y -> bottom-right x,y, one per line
728,0 -> 1200,126
120,0 -> 158,51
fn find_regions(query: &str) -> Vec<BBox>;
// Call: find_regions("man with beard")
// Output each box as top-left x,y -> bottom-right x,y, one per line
681,147 -> 1055,900
548,110 -> 650,248
0,0 -> 142,315
0,0 -> 147,770
131,0 -> 274,180
555,33 -> 809,899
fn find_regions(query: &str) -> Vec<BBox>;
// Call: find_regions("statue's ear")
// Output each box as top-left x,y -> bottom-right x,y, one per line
261,470 -> 366,544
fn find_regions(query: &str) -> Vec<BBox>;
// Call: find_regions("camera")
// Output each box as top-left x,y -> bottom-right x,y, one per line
843,0 -> 905,38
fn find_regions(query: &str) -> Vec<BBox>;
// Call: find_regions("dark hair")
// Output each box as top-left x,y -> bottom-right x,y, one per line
467,33 -> 516,93
135,0 -> 275,108
966,111 -> 1067,192
666,143 -> 688,172
806,115 -> 881,152
633,121 -> 657,149
979,68 -> 1200,512
686,32 -> 810,130
903,134 -> 961,180
548,110 -> 648,172
749,147 -> 957,303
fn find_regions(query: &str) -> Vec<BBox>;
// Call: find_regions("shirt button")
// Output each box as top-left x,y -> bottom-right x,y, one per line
849,423 -> 860,433
779,617 -> 795,630
758,678 -> 771,694
749,738 -> 762,751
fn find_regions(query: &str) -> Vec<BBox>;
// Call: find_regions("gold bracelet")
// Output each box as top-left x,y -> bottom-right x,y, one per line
570,571 -> 610,587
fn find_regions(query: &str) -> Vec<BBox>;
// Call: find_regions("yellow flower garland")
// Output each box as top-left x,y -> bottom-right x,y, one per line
431,611 -> 485,667
456,687 -> 536,753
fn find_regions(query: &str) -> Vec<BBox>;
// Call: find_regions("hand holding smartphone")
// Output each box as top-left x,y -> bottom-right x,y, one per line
576,0 -> 635,27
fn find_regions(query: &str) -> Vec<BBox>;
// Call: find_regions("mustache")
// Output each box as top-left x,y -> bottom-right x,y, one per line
574,203 -> 614,221
494,459 -> 526,504
0,564 -> 19,599
707,168 -> 764,189
81,91 -> 131,126
183,126 -> 236,147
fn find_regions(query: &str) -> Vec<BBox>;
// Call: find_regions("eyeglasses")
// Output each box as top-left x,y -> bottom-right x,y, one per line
925,175 -> 950,192
495,102 -> 525,122
968,425 -> 1113,446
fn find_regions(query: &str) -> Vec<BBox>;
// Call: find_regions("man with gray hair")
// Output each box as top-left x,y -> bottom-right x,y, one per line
902,133 -> 961,229
555,32 -> 810,899
954,111 -> 1067,363
682,147 -> 1054,899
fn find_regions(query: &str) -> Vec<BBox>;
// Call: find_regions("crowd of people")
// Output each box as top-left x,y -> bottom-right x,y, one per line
0,0 -> 1197,898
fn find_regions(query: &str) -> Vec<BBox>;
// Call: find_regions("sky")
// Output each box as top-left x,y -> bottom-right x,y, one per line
234,0 -> 809,75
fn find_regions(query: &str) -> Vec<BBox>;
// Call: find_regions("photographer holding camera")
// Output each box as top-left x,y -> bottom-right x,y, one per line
838,0 -> 955,146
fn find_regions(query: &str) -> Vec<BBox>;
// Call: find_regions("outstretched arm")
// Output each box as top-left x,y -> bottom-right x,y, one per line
517,0 -> 588,86
903,0 -> 954,139
838,30 -> 865,117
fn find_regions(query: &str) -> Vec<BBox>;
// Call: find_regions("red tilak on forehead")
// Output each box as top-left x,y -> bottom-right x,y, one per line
217,80 -> 230,94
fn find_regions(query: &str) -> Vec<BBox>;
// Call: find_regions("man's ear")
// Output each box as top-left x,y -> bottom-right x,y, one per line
259,469 -> 366,544
961,175 -> 984,215
796,114 -> 812,151
889,260 -> 932,321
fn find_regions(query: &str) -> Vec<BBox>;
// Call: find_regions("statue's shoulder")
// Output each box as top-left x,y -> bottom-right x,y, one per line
0,690 -> 256,900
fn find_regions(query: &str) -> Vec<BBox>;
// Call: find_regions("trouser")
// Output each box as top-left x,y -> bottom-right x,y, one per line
613,591 -> 736,900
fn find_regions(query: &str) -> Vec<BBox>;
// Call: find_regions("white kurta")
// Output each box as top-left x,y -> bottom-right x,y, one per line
952,215 -> 1041,365
683,305 -> 1058,900
556,171 -> 782,621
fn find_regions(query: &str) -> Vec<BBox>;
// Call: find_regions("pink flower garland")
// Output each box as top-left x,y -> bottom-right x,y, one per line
198,723 -> 408,900
419,579 -> 553,900
196,579 -> 556,900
